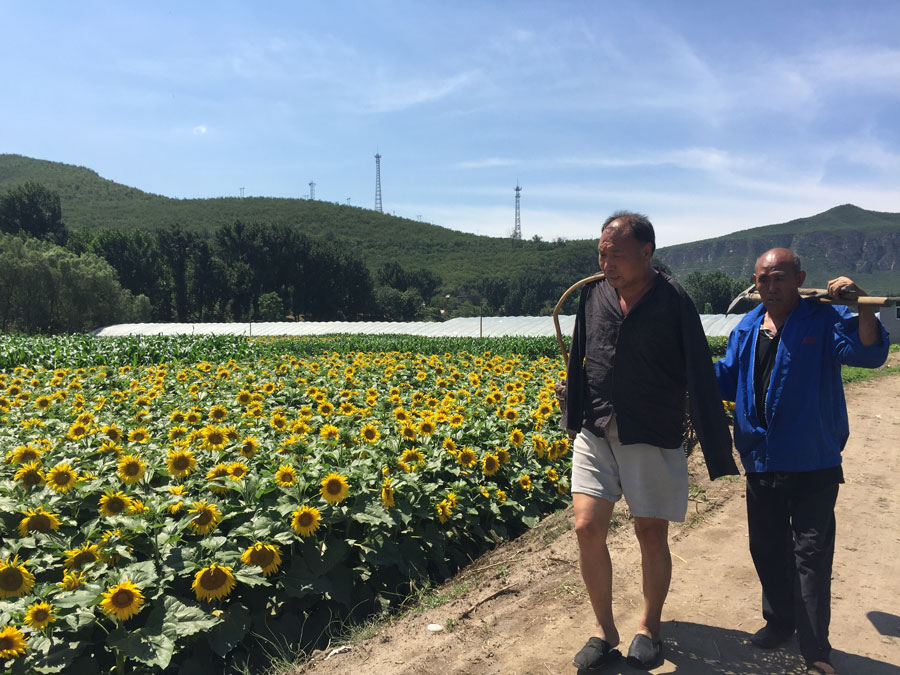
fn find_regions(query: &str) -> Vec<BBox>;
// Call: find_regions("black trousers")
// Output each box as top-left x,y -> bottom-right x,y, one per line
746,475 -> 838,664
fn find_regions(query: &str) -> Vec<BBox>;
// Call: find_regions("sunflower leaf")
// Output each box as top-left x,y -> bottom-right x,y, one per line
160,595 -> 221,639
232,569 -> 269,587
53,587 -> 102,609
117,559 -> 157,587
207,602 -> 250,658
19,633 -> 85,673
109,602 -> 177,670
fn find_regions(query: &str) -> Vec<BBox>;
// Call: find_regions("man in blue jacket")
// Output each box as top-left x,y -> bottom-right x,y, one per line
715,248 -> 889,675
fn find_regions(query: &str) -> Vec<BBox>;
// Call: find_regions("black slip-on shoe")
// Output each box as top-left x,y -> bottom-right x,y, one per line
750,624 -> 794,649
572,637 -> 621,672
625,633 -> 662,670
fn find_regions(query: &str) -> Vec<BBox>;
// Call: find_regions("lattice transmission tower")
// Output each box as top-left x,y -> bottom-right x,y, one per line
308,181 -> 316,200
374,153 -> 383,213
512,183 -> 522,240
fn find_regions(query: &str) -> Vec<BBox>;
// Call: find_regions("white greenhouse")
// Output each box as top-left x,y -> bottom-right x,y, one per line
92,315 -> 745,339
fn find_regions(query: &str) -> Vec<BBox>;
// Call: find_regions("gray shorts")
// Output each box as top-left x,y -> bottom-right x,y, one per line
571,417 -> 688,522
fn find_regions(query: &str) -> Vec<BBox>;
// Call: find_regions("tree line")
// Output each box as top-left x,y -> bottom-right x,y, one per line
1,182 -> 749,334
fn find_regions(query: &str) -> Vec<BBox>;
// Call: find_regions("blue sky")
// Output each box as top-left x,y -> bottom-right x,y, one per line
3,1 -> 899,247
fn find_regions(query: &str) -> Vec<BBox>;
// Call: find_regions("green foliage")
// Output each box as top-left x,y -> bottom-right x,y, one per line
0,181 -> 68,245
0,155 -> 601,315
0,344 -> 573,673
683,270 -> 748,314
0,233 -> 150,333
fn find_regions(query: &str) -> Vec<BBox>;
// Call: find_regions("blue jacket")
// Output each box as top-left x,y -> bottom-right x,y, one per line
714,299 -> 889,473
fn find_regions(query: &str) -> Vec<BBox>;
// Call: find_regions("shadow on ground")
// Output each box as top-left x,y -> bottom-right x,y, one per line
869,611 -> 900,639
577,621 -> 900,674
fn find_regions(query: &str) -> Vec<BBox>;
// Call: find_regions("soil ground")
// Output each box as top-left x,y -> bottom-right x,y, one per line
292,357 -> 900,675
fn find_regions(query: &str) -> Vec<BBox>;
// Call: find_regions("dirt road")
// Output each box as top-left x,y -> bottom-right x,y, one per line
296,369 -> 900,675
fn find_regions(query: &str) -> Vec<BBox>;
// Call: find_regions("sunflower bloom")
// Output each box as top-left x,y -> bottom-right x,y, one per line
509,428 -> 525,447
240,543 -> 282,576
99,491 -> 133,517
167,448 -> 197,478
64,543 -> 101,570
319,424 -> 340,441
117,454 -> 146,484
59,570 -> 87,591
0,625 -> 27,659
100,580 -> 145,621
239,437 -> 259,458
0,557 -> 35,598
381,478 -> 395,509
519,475 -> 533,491
46,462 -> 78,493
7,443 -> 42,464
320,473 -> 350,504
192,564 -> 236,602
291,505 -> 321,537
24,601 -> 56,630
14,461 -> 44,488
188,501 -> 221,535
202,426 -> 228,451
482,453 -> 500,476
457,446 -> 477,469
399,422 -> 417,442
360,423 -> 380,444
399,448 -> 425,470
18,506 -> 61,536
127,427 -> 149,444
66,421 -> 90,440
532,434 -> 548,458
209,405 -> 228,422
228,461 -> 249,481
436,499 -> 453,524
274,464 -> 297,487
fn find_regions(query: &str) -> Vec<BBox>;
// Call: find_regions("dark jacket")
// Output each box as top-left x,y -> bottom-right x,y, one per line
561,272 -> 738,480
715,299 -> 889,473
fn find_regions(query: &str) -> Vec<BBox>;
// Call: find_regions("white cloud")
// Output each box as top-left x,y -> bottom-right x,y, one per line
362,70 -> 482,114
192,125 -> 207,135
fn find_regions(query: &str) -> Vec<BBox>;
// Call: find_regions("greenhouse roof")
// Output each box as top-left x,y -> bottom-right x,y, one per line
93,314 -> 744,338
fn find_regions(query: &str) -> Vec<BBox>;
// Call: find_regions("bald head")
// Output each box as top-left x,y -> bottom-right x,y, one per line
753,247 -> 806,320
755,248 -> 801,275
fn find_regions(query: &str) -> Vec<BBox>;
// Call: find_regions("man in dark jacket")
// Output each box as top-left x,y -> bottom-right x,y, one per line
562,211 -> 738,671
715,248 -> 888,675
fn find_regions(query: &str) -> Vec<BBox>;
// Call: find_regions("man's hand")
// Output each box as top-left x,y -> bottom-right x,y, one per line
828,276 -> 879,347
554,379 -> 566,403
827,276 -> 867,299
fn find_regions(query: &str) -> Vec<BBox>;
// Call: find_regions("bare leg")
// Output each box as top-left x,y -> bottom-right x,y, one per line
573,492 -> 619,646
633,516 -> 671,638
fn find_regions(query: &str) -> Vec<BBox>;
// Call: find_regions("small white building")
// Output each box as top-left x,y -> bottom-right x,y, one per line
880,306 -> 900,345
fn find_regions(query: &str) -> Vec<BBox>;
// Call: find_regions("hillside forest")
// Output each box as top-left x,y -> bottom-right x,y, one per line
2,154 -> 896,334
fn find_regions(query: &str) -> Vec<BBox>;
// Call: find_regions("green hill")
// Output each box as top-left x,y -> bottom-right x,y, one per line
2,153 -> 897,296
0,154 -> 598,292
657,204 -> 900,293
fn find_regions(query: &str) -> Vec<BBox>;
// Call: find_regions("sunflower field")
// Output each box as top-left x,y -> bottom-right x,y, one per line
0,334 -> 574,674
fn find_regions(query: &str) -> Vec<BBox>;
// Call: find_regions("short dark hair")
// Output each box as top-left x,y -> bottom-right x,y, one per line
601,211 -> 656,253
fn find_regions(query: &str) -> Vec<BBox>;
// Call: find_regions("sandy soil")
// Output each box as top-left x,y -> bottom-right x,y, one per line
293,361 -> 900,675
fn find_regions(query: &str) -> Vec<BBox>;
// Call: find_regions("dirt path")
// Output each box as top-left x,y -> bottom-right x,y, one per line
295,367 -> 900,675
